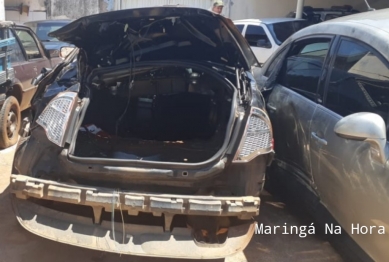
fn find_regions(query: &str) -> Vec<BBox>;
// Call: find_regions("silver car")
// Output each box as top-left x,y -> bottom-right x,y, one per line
256,9 -> 389,262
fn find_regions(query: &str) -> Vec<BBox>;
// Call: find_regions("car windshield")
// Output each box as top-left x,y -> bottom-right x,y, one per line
266,20 -> 310,45
31,22 -> 69,41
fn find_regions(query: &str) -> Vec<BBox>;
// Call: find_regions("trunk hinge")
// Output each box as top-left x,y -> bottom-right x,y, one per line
236,68 -> 249,105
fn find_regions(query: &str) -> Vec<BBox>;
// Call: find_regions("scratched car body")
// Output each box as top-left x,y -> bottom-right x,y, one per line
10,7 -> 274,259
256,9 -> 389,262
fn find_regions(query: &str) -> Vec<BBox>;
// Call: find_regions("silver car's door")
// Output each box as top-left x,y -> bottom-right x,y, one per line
266,37 -> 333,186
310,37 -> 389,262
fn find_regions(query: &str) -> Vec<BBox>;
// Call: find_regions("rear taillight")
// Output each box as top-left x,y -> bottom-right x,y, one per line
36,92 -> 78,147
233,107 -> 273,163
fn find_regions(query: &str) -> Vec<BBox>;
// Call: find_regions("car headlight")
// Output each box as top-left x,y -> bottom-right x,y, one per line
233,107 -> 273,163
36,92 -> 78,147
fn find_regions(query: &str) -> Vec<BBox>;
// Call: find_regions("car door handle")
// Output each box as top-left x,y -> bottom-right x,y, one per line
267,103 -> 276,111
311,132 -> 327,146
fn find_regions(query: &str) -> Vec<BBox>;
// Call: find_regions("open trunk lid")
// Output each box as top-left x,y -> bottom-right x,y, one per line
48,6 -> 258,70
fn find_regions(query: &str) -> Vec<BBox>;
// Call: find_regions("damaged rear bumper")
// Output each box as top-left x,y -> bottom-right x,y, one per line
10,174 -> 259,259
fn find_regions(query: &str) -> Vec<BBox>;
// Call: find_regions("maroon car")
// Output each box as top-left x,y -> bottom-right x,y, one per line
0,22 -> 60,149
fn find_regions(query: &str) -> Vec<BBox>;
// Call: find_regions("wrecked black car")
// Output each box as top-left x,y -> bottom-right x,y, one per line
10,7 -> 274,259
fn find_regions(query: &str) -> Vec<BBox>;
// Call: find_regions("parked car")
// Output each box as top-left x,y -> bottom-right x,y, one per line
256,9 -> 389,262
10,7 -> 274,259
24,20 -> 73,58
286,5 -> 360,24
234,18 -> 311,65
0,22 -> 60,149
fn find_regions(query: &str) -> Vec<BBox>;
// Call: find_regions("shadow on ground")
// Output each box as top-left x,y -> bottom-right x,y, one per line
244,192 -> 343,262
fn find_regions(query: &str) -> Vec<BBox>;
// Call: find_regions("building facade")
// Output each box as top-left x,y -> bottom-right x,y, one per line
3,0 -> 389,24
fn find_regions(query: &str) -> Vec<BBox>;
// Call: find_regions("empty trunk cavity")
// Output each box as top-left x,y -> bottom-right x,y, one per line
73,65 -> 234,163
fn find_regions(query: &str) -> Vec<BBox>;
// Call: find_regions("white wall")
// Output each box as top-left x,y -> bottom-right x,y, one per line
120,0 -> 235,17
229,0 -> 388,20
0,0 -> 4,20
120,0 -> 212,8
118,0 -> 389,20
4,0 -> 47,24
49,0 -> 99,19
4,0 -> 46,10
5,11 -> 46,24
3,0 -> 389,23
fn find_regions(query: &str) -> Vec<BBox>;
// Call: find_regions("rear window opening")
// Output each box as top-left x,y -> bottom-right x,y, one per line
72,65 -> 234,163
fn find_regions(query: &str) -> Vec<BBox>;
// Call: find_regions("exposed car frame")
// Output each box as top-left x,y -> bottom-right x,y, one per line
10,7 -> 274,259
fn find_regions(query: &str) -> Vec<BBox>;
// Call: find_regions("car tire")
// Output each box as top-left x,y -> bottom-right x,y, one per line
0,96 -> 21,149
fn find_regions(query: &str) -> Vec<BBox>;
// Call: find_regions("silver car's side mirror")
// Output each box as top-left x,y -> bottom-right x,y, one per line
334,112 -> 387,163
334,112 -> 386,140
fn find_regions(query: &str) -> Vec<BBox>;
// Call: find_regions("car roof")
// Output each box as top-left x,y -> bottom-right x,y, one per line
284,8 -> 389,61
234,18 -> 306,24
324,8 -> 389,32
295,8 -> 389,37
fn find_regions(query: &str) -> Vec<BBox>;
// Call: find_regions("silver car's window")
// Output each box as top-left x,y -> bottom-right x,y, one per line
264,46 -> 290,77
245,25 -> 271,48
325,39 -> 389,126
277,38 -> 331,101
